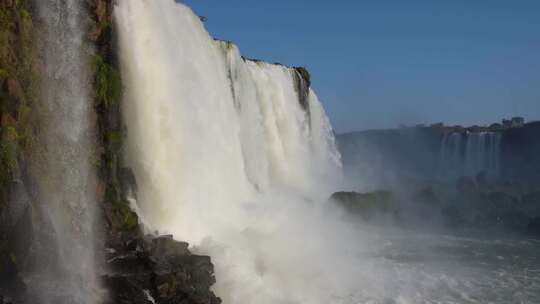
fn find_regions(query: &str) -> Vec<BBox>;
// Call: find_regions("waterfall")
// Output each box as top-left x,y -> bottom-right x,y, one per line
439,131 -> 502,180
31,0 -> 99,302
114,1 -> 378,303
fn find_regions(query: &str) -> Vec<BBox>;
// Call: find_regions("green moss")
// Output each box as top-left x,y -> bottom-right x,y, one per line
106,130 -> 122,146
0,68 -> 7,79
0,0 -> 37,188
98,17 -> 110,32
106,185 -> 138,231
114,199 -> 138,231
121,206 -> 138,230
0,9 -> 10,31
93,55 -> 122,107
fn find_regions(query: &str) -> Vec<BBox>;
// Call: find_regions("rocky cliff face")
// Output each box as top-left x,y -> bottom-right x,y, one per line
500,121 -> 540,182
338,127 -> 443,190
338,121 -> 540,189
337,122 -> 540,235
0,0 -> 42,298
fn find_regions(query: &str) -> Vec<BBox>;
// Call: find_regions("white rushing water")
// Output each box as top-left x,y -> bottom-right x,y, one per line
33,0 -> 99,302
114,1 -> 361,303
114,1 -> 540,304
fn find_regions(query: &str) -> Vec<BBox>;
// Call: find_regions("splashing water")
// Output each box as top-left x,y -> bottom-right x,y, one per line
115,1 -> 540,304
114,1 -> 360,303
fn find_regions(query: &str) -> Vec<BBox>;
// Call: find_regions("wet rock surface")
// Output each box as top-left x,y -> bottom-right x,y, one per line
330,190 -> 396,220
528,217 -> 540,238
103,231 -> 221,304
0,295 -> 13,304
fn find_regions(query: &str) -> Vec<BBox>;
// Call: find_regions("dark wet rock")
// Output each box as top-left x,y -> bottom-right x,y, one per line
0,295 -> 13,304
528,217 -> 540,237
456,176 -> 476,193
330,190 -> 396,220
119,167 -> 138,197
0,251 -> 25,299
413,187 -> 440,205
293,66 -> 311,88
475,171 -> 489,188
103,232 -> 221,304
292,67 -> 311,113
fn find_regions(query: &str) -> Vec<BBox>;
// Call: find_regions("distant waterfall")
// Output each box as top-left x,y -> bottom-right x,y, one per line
115,1 -> 372,303
32,0 -> 98,303
439,131 -> 502,180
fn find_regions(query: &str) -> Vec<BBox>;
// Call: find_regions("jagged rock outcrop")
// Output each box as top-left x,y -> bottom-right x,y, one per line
292,67 -> 311,112
0,295 -> 13,304
103,232 -> 221,304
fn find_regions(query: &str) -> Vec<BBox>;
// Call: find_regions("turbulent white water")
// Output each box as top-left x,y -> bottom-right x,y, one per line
114,1 -> 540,304
115,1 -> 357,303
33,0 -> 98,302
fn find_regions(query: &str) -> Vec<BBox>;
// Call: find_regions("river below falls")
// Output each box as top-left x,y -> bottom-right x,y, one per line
349,228 -> 540,303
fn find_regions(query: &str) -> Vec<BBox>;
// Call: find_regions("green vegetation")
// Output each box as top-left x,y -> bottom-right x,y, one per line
0,69 -> 8,80
120,204 -> 138,230
105,130 -> 123,151
93,54 -> 122,108
0,8 -> 9,31
108,186 -> 138,231
105,185 -> 138,231
0,1 -> 38,185
97,17 -> 110,33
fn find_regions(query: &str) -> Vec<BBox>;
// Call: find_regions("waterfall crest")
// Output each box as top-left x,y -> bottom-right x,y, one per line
115,1 -> 362,303
116,0 -> 342,242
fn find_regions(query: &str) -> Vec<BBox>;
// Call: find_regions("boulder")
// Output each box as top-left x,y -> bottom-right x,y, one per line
413,187 -> 440,205
330,190 -> 396,220
456,176 -> 476,193
528,217 -> 540,237
102,232 -> 221,304
0,295 -> 13,304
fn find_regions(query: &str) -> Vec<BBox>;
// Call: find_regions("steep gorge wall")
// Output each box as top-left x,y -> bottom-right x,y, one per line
500,121 -> 540,182
0,0 -> 42,297
338,127 -> 443,190
338,122 -> 540,190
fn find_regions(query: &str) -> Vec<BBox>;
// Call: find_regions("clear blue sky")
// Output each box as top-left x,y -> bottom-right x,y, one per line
180,0 -> 540,133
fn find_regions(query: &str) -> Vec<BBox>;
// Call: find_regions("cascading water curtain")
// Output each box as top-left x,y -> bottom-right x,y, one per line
114,1 -> 404,304
33,0 -> 99,303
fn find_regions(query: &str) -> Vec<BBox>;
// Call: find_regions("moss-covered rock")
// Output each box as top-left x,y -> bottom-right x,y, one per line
93,54 -> 122,108
0,0 -> 38,187
0,0 -> 39,299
